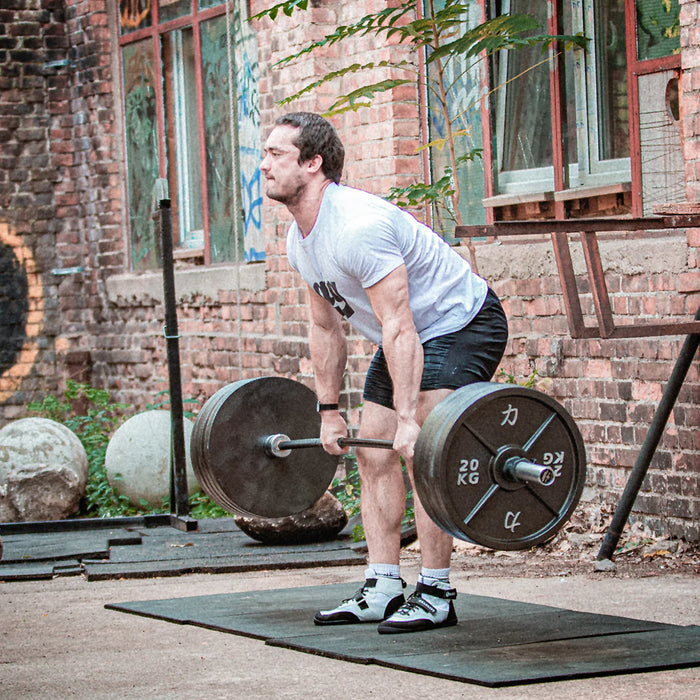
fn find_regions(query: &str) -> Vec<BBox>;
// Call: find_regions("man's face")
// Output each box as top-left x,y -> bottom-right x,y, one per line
261,125 -> 308,205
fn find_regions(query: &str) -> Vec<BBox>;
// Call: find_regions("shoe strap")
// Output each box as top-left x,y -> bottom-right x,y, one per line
404,591 -> 437,615
366,576 -> 407,590
350,576 -> 406,603
415,580 -> 457,600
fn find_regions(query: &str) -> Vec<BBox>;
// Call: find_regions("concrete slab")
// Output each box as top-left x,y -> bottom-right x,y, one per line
1,563 -> 698,698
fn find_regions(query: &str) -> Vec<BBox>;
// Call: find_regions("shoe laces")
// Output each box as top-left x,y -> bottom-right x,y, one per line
395,591 -> 436,617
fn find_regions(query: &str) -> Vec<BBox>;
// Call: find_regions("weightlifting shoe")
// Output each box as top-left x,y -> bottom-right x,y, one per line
377,580 -> 458,634
314,576 -> 406,625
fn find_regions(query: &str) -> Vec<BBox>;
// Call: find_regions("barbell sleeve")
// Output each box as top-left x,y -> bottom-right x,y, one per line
504,457 -> 555,486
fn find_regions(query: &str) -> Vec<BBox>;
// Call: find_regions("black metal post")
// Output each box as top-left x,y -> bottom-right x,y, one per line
158,198 -> 190,518
597,306 -> 700,561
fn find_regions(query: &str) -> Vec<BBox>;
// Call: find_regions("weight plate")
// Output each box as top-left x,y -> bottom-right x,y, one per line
414,382 -> 586,550
191,377 -> 339,518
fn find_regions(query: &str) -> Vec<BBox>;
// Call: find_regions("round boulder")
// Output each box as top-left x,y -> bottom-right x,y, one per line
0,417 -> 89,522
105,411 -> 199,508
234,491 -> 348,545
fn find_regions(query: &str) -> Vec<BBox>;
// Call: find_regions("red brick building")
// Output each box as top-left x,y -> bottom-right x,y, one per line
0,1 -> 698,539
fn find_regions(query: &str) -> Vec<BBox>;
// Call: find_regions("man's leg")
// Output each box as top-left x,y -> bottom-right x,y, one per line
354,400 -> 405,564
378,388 -> 458,634
408,388 -> 455,567
313,400 -> 406,625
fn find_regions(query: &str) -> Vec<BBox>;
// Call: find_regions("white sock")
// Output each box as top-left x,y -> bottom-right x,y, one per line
418,568 -> 452,612
366,564 -> 401,580
419,567 -> 450,585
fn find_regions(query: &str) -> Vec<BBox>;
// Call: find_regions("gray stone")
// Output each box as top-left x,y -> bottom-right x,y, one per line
234,491 -> 348,545
593,558 -> 616,572
104,410 -> 199,508
0,417 -> 89,522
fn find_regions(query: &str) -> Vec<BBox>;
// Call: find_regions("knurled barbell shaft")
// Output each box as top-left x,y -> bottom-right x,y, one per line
285,436 -> 395,450
262,433 -> 554,487
263,434 -> 394,457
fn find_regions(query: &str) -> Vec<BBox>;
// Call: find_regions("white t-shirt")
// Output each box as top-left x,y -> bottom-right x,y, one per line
286,184 -> 488,346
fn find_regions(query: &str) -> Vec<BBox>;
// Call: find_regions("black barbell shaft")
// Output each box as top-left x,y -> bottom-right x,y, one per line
283,437 -> 395,450
263,433 -> 553,486
264,434 -> 394,455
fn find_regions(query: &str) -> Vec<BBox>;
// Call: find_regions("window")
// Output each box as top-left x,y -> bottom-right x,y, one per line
118,1 -> 263,271
424,0 -> 487,229
489,0 -> 631,196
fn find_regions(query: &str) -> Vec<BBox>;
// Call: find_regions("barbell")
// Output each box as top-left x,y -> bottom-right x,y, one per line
190,376 -> 586,551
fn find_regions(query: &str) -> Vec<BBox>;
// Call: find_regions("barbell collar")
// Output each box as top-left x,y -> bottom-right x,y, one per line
503,457 -> 555,486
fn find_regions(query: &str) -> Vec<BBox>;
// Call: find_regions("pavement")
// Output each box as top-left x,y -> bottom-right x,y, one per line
1,559 -> 698,699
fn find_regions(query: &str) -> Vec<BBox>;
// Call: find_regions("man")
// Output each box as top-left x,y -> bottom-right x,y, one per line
261,112 -> 508,634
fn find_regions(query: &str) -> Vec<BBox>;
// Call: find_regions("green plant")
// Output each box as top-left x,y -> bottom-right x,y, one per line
187,491 -> 232,519
145,389 -> 200,420
252,0 -> 587,263
497,367 -> 552,393
332,456 -> 415,542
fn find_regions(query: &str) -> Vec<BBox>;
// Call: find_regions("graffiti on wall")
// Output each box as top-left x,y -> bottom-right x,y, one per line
232,5 -> 264,262
0,223 -> 42,403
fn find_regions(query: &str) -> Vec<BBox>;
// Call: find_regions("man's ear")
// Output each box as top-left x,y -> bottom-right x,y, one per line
306,153 -> 324,175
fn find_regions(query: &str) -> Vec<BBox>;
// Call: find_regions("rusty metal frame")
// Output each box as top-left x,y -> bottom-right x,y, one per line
456,216 -> 700,339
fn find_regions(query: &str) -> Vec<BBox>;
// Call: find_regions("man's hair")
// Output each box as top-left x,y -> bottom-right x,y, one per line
275,112 -> 345,184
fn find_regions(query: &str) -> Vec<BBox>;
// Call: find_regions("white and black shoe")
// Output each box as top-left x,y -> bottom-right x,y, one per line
377,580 -> 458,634
314,577 -> 406,625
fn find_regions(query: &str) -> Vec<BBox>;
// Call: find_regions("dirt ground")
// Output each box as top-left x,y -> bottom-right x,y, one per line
406,502 -> 700,580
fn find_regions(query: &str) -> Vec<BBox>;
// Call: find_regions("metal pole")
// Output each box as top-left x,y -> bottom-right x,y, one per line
158,197 -> 189,517
597,307 -> 700,561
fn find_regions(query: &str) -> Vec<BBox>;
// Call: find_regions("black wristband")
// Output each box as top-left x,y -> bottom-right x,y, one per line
316,402 -> 339,412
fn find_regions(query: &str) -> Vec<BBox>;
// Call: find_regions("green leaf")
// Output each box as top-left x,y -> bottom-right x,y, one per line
326,79 -> 413,113
428,13 -> 588,63
386,175 -> 455,209
271,3 -> 414,68
278,60 -> 413,106
249,0 -> 308,23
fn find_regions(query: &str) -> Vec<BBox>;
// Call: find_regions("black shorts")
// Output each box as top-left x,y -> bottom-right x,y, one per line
362,288 -> 509,410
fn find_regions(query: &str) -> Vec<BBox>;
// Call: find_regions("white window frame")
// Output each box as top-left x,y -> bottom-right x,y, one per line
170,28 -> 204,249
494,0 -> 631,195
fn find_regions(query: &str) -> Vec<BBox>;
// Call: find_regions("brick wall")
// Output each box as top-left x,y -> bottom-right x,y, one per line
0,0 -> 698,540
1,0 -> 67,415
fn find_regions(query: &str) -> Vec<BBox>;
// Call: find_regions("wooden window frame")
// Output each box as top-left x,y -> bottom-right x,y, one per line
119,0 -> 233,266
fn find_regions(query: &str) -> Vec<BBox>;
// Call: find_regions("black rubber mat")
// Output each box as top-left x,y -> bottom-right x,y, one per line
106,583 -> 700,687
0,518 -> 364,581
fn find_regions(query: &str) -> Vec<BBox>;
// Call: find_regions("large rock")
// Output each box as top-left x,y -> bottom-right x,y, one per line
0,417 -> 89,522
234,491 -> 348,545
105,410 -> 199,508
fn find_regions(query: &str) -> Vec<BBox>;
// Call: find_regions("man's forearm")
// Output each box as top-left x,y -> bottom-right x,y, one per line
382,320 -> 423,423
309,322 -> 347,403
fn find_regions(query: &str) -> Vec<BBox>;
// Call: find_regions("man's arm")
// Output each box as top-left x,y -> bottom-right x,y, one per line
307,284 -> 349,454
365,264 -> 423,461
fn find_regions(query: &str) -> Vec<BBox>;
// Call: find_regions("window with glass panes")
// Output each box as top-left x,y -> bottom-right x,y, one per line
118,1 -> 262,271
488,0 -> 631,195
426,0 -> 681,218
